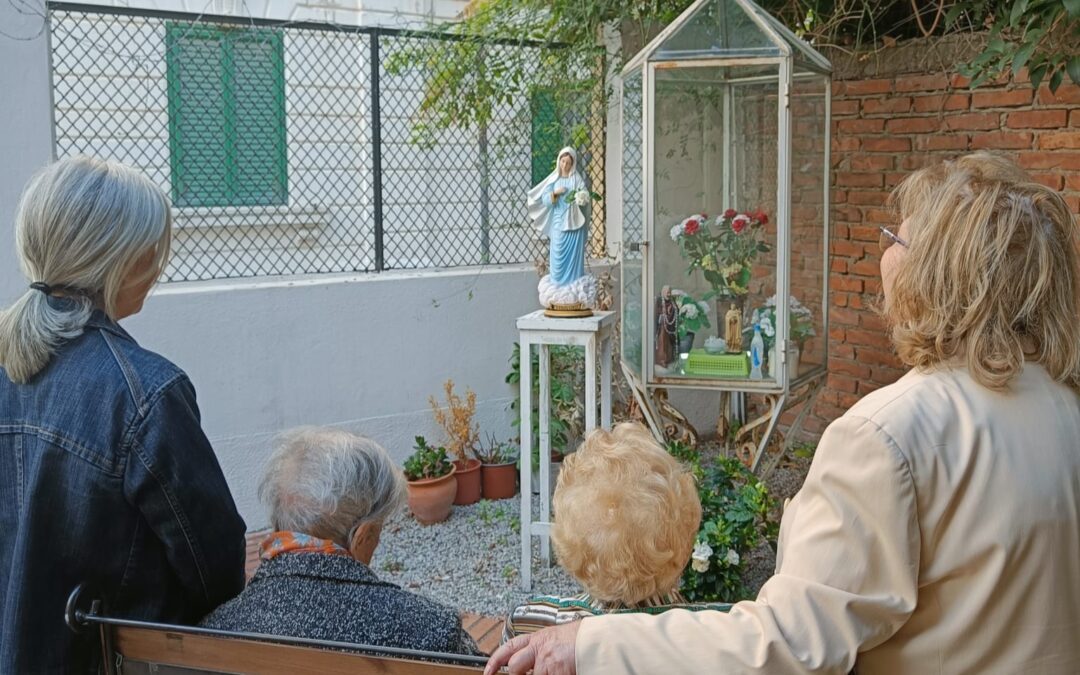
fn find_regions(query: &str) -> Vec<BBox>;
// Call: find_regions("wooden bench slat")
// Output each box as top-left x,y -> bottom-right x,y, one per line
114,626 -> 484,674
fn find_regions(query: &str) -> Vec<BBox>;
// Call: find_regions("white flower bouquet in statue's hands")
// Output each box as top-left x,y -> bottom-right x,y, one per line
565,188 -> 601,207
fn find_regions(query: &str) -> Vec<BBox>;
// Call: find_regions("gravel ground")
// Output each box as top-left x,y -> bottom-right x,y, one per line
372,498 -> 583,617
373,452 -> 813,617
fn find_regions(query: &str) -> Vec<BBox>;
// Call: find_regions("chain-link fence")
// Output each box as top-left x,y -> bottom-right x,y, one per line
47,3 -> 605,282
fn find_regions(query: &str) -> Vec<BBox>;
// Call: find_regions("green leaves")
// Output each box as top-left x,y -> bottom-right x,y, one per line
1068,55 -> 1080,85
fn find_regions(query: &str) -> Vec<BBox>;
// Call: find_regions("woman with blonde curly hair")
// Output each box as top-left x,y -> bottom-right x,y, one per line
489,152 -> 1080,674
501,422 -> 725,642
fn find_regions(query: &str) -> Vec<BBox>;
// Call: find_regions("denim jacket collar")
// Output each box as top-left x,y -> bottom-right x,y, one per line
45,296 -> 135,343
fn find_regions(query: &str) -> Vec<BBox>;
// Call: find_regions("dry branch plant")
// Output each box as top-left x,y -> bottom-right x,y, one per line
429,379 -> 480,463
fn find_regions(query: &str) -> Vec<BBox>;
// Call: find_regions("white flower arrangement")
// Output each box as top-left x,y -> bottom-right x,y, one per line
691,540 -> 713,573
670,223 -> 685,242
724,549 -> 740,566
679,302 -> 699,320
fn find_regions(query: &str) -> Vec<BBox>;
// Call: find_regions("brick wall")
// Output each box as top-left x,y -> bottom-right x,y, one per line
806,41 -> 1080,435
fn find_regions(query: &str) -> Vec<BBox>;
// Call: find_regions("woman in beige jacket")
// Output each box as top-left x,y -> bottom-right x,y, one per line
487,153 -> 1080,674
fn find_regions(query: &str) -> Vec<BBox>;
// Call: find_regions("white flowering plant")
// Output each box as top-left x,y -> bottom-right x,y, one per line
669,442 -> 777,602
670,289 -> 711,341
743,294 -> 817,351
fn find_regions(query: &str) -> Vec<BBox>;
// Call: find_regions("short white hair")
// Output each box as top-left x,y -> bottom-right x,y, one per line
259,427 -> 406,546
0,156 -> 171,383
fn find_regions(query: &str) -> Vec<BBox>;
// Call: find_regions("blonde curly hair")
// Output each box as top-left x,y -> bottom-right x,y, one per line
551,423 -> 701,605
887,152 -> 1080,394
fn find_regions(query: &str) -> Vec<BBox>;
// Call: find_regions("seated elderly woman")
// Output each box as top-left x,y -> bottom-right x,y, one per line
200,427 -> 480,656
503,422 -> 726,641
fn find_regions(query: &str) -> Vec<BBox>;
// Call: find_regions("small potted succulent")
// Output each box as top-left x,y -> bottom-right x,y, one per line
477,435 -> 519,500
403,436 -> 457,525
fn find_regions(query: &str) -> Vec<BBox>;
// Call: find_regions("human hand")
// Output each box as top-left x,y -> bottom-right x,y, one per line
484,621 -> 581,675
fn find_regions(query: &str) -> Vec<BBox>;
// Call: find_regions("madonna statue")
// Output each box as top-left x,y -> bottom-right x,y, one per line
527,146 -> 597,317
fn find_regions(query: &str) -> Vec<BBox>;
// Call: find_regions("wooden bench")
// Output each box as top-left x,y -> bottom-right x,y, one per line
66,586 -> 488,674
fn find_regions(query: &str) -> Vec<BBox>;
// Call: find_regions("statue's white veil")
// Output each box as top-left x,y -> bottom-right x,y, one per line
526,146 -> 587,236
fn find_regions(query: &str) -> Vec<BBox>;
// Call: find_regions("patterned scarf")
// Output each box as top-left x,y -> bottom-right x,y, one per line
260,530 -> 351,561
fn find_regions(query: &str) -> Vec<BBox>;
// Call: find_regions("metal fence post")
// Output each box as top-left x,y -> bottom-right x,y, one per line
371,31 -> 384,272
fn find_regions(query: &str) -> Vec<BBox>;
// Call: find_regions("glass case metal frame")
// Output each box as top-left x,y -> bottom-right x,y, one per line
617,0 -> 832,469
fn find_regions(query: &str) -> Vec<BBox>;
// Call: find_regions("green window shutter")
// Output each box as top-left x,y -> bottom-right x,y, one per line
166,23 -> 287,208
530,89 -> 562,185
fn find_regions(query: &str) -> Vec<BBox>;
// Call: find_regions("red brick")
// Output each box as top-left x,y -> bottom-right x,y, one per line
832,81 -> 845,96
837,392 -> 862,409
1037,131 -> 1080,150
863,208 -> 895,224
951,73 -> 971,88
912,93 -> 969,112
859,312 -> 888,331
845,79 -> 892,95
851,259 -> 880,277
865,278 -> 883,294
849,225 -> 880,242
830,258 -> 848,273
828,373 -> 859,394
1066,175 -> 1080,191
915,134 -> 968,150
833,136 -> 861,153
900,154 -> 941,170
831,359 -> 871,379
848,154 -> 894,171
1017,152 -> 1080,170
832,276 -> 864,293
836,172 -> 884,188
831,307 -> 860,326
830,343 -> 855,360
1073,110 -> 1080,127
857,380 -> 882,395
1037,84 -> 1080,105
886,116 -> 941,134
833,206 -> 863,222
1030,173 -> 1064,190
831,239 -> 866,257
828,326 -> 847,342
943,112 -> 1000,131
971,88 -> 1034,108
894,74 -> 950,92
969,131 -> 1033,150
847,293 -> 868,310
832,99 -> 860,116
861,137 -> 911,152
855,347 -> 901,367
847,191 -> 889,206
884,172 -> 907,188
1007,110 -> 1068,129
1066,195 -> 1080,212
863,97 -> 912,114
838,118 -> 886,133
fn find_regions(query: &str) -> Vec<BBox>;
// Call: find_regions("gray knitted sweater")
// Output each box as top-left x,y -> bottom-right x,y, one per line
199,552 -> 481,656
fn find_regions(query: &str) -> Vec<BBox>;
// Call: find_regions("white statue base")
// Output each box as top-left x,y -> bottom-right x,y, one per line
537,274 -> 597,312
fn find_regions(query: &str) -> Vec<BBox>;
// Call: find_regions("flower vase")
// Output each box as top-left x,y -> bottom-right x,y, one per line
768,344 -> 777,379
678,331 -> 695,356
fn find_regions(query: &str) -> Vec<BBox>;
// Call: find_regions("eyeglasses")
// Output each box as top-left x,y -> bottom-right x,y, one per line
879,225 -> 909,252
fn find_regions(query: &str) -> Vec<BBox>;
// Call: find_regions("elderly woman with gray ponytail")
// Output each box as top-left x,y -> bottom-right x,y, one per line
0,156 -> 246,673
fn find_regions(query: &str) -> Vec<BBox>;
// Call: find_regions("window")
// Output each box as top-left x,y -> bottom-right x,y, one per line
166,24 -> 287,208
530,89 -> 562,185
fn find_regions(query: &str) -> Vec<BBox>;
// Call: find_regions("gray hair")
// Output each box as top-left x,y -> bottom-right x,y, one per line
0,156 -> 172,383
259,427 -> 407,547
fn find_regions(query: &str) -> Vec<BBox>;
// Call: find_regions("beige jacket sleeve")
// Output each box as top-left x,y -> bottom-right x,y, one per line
576,415 -> 920,674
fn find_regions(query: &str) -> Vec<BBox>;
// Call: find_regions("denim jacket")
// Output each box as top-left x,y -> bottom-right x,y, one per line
0,305 -> 247,673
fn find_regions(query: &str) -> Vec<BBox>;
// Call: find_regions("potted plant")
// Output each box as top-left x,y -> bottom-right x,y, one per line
429,380 -> 482,505
477,435 -> 519,500
671,289 -> 711,354
403,436 -> 457,525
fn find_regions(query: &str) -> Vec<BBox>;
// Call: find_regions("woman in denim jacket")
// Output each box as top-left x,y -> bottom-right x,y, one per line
0,156 -> 247,673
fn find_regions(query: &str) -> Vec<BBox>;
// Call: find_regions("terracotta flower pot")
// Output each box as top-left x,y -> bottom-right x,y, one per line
452,458 -> 482,505
481,461 -> 518,500
407,466 -> 457,525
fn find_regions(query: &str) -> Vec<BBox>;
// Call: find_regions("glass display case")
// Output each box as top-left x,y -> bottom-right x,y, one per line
619,0 -> 831,465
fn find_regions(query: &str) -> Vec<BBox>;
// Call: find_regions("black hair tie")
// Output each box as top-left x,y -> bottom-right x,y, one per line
29,282 -> 53,294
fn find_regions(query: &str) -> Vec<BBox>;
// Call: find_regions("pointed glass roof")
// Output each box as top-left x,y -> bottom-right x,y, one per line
627,0 -> 831,73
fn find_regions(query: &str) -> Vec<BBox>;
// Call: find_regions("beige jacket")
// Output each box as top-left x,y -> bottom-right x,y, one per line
578,365 -> 1080,673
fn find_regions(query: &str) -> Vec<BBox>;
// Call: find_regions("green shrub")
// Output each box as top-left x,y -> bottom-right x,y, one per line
669,441 -> 778,602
